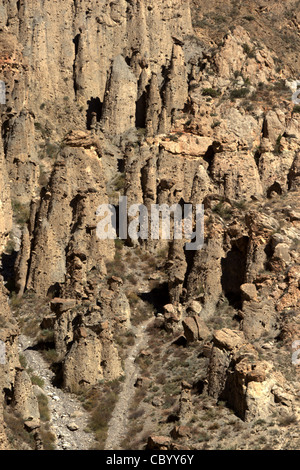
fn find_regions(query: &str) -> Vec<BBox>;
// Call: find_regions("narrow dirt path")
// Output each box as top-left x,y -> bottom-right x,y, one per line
105,319 -> 152,450
19,335 -> 96,450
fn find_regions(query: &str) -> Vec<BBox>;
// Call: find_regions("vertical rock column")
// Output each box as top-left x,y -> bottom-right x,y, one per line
101,55 -> 138,136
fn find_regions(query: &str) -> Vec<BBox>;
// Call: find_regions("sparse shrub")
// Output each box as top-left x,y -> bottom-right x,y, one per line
202,88 -> 221,98
233,199 -> 248,211
273,80 -> 290,93
19,354 -> 27,369
211,121 -> 221,129
230,88 -> 250,100
41,349 -> 59,364
11,200 -> 30,226
212,201 -> 232,220
278,414 -> 297,427
4,409 -> 35,449
9,292 -> 23,310
38,329 -> 55,343
39,164 -> 49,187
106,257 -> 126,278
113,173 -> 126,192
40,425 -> 56,450
83,379 -> 122,449
126,274 -> 138,285
37,394 -> 50,422
129,408 -> 145,420
45,142 -> 59,159
30,375 -> 45,388
208,422 -> 220,430
156,247 -> 169,259
127,292 -> 140,307
5,232 -> 15,254
189,83 -> 200,91
242,43 -> 256,59
134,355 -> 151,373
274,134 -> 282,155
197,431 -> 210,442
292,105 -> 300,114
34,122 -> 43,131
114,238 -> 124,251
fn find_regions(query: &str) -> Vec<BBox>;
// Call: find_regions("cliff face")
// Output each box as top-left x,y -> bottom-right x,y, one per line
0,0 -> 194,447
0,0 -> 299,451
0,0 -> 192,202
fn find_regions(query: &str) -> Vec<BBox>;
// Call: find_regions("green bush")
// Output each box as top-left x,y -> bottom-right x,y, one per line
34,122 -> 43,131
12,200 -> 30,226
37,394 -> 50,422
83,380 -> 121,449
5,232 -> 15,254
19,354 -> 27,369
202,88 -> 221,98
292,105 -> 300,114
230,88 -> 250,100
211,121 -> 221,129
274,134 -> 282,155
40,425 -> 56,450
113,173 -> 126,192
45,142 -> 59,158
242,43 -> 256,59
212,201 -> 232,220
30,375 -> 45,388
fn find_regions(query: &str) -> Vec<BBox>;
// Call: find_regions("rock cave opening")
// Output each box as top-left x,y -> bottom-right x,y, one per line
51,362 -> 64,388
0,251 -> 18,293
135,92 -> 147,129
267,181 -> 282,198
47,282 -> 61,299
139,281 -> 170,313
221,236 -> 249,309
86,97 -> 102,129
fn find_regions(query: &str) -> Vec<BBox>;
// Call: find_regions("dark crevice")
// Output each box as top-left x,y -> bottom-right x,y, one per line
69,193 -> 86,234
139,282 -> 170,313
4,387 -> 13,405
47,283 -> 61,299
254,149 -> 261,167
166,413 -> 180,423
135,92 -> 147,128
203,145 -> 215,176
72,34 -> 81,95
86,97 -> 103,129
2,120 -> 10,155
117,158 -> 125,173
183,245 -> 196,293
267,181 -> 282,198
1,251 -> 18,292
27,341 -> 55,352
221,237 -> 249,308
51,362 -> 64,388
172,335 -> 187,347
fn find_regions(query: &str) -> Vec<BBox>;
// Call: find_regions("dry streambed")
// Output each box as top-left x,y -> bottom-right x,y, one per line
19,335 -> 96,450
